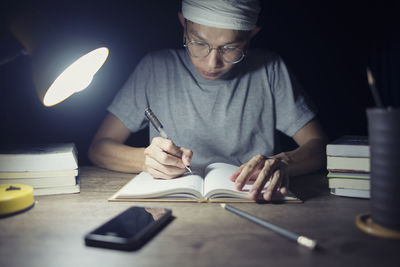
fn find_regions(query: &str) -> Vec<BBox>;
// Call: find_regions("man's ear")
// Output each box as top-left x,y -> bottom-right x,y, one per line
250,26 -> 261,39
178,12 -> 185,27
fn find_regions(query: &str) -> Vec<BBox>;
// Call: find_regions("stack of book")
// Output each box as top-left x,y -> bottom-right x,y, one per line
326,136 -> 370,199
0,143 -> 80,196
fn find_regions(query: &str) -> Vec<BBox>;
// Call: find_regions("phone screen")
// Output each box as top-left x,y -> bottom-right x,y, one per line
85,206 -> 172,251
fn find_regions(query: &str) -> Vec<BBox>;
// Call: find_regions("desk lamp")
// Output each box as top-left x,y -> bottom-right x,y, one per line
0,18 -> 109,217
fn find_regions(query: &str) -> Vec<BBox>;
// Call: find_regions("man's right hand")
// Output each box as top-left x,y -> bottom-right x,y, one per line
144,137 -> 193,179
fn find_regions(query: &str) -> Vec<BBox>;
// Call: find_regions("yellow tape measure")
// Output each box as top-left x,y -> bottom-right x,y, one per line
0,184 -> 34,217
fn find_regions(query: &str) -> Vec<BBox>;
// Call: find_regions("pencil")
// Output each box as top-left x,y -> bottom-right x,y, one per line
366,67 -> 384,108
220,204 -> 317,250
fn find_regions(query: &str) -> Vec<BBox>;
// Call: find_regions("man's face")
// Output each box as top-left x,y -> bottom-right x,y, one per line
185,21 -> 249,80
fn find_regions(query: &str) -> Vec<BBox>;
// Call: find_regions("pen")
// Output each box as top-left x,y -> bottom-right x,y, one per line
220,204 -> 317,250
144,107 -> 193,174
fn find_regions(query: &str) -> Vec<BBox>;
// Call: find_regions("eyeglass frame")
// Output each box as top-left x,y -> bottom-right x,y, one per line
183,21 -> 248,64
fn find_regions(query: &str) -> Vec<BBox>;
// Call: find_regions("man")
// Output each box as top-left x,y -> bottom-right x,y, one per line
88,0 -> 328,201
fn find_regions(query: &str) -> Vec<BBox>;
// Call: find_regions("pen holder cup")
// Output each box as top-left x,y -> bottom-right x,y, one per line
367,108 -> 400,232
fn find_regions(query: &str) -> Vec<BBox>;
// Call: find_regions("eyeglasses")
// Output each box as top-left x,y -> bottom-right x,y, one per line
184,39 -> 246,64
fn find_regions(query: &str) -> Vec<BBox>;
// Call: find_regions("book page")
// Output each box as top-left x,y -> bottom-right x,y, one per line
114,171 -> 204,199
203,163 -> 249,199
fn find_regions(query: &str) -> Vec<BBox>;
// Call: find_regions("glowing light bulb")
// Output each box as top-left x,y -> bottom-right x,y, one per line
43,47 -> 109,106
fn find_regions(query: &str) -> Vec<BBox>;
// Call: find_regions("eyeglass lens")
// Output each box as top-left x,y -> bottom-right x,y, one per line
186,41 -> 244,64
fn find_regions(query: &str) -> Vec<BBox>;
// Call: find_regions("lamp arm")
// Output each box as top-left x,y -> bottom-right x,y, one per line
0,48 -> 28,66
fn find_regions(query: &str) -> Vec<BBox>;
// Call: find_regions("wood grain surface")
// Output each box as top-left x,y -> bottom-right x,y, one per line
0,166 -> 398,267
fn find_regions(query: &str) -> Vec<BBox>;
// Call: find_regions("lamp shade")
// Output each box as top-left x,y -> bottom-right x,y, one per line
31,42 -> 109,106
7,11 -> 109,107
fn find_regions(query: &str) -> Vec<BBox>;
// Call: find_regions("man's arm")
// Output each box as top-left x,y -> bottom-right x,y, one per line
88,113 -> 146,173
88,113 -> 193,176
230,119 -> 328,201
273,119 -> 328,177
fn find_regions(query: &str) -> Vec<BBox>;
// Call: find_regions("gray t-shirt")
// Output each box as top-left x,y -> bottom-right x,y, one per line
108,49 -> 316,167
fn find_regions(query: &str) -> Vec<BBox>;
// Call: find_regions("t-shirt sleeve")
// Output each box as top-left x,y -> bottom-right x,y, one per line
268,56 -> 317,137
107,54 -> 153,132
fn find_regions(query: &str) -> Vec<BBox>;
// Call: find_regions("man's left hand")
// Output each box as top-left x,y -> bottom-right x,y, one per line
230,154 -> 289,201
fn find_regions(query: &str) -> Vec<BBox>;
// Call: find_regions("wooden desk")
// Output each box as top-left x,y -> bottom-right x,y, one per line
0,166 -> 398,267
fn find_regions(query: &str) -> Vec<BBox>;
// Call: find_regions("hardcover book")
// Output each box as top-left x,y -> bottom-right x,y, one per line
0,169 -> 79,188
330,188 -> 370,199
0,143 -> 78,172
327,156 -> 370,172
109,162 -> 300,203
326,136 -> 369,157
328,177 -> 370,190
33,183 -> 80,196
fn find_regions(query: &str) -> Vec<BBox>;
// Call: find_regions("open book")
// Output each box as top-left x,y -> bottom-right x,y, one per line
109,163 -> 301,203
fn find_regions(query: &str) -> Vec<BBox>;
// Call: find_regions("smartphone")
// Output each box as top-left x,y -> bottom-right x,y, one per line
84,206 -> 172,251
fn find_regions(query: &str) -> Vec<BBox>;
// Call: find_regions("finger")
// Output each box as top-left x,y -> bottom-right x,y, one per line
146,142 -> 186,168
147,167 -> 172,179
279,187 -> 288,196
146,157 -> 186,179
235,155 -> 265,190
263,158 -> 281,179
266,188 -> 287,201
180,147 -> 193,166
274,168 -> 289,192
153,137 -> 184,158
248,166 -> 273,200
151,137 -> 192,168
230,165 -> 245,181
235,165 -> 260,190
263,169 -> 281,201
275,174 -> 283,191
247,158 -> 281,198
148,167 -> 178,179
277,171 -> 289,196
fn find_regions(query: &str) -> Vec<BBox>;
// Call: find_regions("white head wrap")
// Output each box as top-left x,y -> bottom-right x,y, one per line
182,0 -> 261,31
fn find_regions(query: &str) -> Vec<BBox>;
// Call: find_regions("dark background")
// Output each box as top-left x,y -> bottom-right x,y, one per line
0,0 -> 399,165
